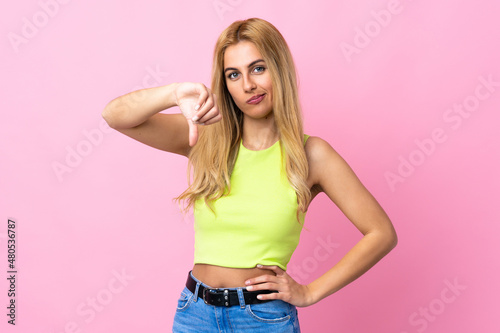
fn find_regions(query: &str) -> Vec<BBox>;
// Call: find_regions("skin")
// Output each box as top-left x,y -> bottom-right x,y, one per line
222,41 -> 277,150
102,40 -> 398,308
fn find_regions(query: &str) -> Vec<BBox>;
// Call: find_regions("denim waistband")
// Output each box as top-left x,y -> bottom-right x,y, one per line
188,270 -> 252,308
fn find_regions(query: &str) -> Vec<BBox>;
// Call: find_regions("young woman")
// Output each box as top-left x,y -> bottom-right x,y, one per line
102,17 -> 397,333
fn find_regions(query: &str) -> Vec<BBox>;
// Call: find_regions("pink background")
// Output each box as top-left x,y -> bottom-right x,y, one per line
1,1 -> 499,332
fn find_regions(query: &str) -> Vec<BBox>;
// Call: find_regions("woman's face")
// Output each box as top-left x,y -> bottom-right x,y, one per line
223,41 -> 273,120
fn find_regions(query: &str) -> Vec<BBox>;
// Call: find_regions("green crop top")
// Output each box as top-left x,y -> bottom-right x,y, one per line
193,134 -> 310,271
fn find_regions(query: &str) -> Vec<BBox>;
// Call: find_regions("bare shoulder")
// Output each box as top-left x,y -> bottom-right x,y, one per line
304,135 -> 349,187
304,135 -> 339,160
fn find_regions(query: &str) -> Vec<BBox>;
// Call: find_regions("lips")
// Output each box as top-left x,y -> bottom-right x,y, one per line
246,94 -> 266,104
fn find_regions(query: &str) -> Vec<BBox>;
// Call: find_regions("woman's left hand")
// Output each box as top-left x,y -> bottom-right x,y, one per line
244,264 -> 315,307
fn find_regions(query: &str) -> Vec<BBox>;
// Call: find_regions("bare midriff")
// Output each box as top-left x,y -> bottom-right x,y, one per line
191,264 -> 276,288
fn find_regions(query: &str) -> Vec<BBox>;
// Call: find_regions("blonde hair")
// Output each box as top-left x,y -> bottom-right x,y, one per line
174,17 -> 311,222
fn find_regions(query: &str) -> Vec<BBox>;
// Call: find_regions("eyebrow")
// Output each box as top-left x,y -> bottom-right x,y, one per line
224,59 -> 265,74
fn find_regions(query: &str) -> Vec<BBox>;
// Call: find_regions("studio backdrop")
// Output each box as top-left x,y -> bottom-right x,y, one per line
1,0 -> 499,332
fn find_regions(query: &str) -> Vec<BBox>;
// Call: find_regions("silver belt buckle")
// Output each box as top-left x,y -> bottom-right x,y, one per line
203,288 -> 215,304
203,288 -> 230,306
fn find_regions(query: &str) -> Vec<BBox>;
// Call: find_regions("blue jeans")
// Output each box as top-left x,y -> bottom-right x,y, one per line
172,271 -> 301,332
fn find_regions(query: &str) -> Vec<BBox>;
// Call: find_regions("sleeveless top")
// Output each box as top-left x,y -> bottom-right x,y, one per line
193,134 -> 310,270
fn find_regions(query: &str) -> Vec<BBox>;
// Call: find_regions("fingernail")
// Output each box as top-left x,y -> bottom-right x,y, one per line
246,286 -> 253,290
192,116 -> 199,122
245,280 -> 250,285
194,105 -> 200,111
257,264 -> 263,268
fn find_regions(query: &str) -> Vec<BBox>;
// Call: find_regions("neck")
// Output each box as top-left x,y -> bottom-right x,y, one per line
241,113 -> 278,151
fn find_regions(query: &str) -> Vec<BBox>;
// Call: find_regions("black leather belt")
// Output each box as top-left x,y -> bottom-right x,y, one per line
186,272 -> 278,307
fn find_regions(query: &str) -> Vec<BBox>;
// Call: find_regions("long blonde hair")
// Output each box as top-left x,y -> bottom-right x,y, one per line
174,18 -> 311,222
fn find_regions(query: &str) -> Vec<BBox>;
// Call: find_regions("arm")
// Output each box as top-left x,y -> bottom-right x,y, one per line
303,136 -> 398,305
245,136 -> 398,307
102,82 -> 220,156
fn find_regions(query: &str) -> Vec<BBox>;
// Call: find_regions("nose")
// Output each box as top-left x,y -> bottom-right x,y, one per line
242,74 -> 257,92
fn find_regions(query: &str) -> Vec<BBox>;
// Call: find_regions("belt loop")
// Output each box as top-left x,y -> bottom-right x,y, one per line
237,288 -> 246,309
190,273 -> 201,302
193,282 -> 200,303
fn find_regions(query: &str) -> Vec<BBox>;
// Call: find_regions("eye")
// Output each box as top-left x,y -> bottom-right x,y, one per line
226,66 -> 265,80
254,66 -> 265,73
